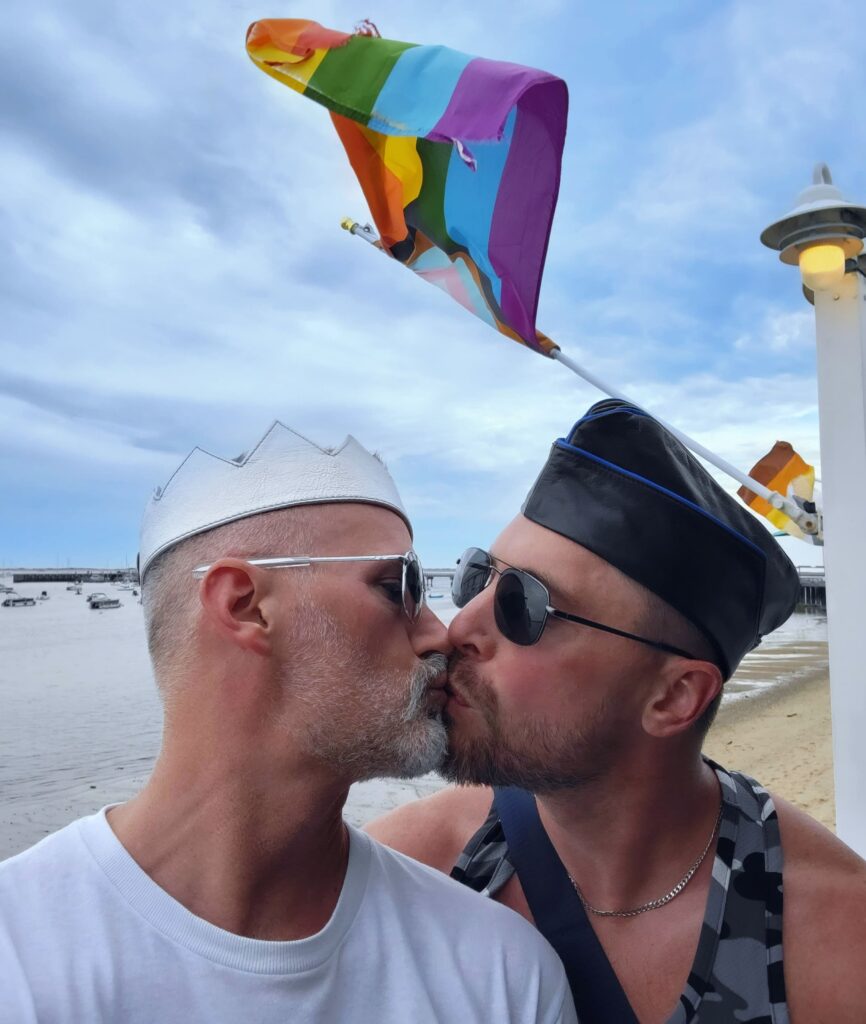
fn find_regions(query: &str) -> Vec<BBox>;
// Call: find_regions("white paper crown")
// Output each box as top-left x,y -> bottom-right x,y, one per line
138,422 -> 411,579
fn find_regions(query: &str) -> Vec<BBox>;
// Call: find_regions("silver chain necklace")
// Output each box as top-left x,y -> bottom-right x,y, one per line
568,801 -> 724,919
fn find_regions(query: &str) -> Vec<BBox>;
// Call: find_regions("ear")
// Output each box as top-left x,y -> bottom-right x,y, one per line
197,559 -> 274,657
642,659 -> 724,738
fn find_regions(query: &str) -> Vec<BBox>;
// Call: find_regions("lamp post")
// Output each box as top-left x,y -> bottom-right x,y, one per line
762,164 -> 866,855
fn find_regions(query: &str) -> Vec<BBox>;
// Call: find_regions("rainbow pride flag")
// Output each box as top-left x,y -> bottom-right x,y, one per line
246,19 -> 568,355
738,441 -> 817,541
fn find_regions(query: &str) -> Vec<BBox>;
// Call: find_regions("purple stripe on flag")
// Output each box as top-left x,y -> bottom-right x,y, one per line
428,57 -> 559,143
489,79 -> 568,343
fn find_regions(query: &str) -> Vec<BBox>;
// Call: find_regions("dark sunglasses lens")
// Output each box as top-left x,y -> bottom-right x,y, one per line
452,548 -> 491,608
405,555 -> 423,619
494,570 -> 548,645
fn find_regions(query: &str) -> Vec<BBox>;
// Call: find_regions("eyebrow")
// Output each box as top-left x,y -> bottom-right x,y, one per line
488,550 -> 557,595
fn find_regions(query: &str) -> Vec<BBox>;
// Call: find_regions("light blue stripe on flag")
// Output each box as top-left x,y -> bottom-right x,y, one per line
411,248 -> 499,329
442,107 -> 516,305
368,45 -> 473,137
451,258 -> 499,326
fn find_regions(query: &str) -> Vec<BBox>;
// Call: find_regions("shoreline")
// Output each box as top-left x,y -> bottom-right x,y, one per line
704,665 -> 834,831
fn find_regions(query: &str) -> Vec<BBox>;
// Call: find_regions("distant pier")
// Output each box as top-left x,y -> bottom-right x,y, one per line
424,568 -> 456,590
10,569 -> 137,585
797,567 -> 826,611
7,564 -> 828,613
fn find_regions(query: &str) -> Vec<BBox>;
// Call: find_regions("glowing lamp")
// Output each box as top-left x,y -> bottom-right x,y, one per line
798,243 -> 847,292
761,164 -> 866,296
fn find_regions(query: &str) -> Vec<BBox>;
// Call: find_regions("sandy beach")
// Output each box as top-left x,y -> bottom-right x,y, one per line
705,668 -> 834,830
0,578 -> 833,859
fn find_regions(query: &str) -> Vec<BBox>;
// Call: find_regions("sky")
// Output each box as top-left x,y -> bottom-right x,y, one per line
2,0 -> 861,571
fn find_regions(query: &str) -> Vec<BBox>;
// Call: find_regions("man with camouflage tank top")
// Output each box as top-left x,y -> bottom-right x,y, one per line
370,401 -> 866,1023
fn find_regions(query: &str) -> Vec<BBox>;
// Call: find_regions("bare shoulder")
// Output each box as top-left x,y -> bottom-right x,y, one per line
365,785 -> 494,873
774,792 -> 866,887
772,793 -> 866,1021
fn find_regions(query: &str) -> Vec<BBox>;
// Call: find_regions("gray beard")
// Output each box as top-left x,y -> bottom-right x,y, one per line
286,610 -> 449,782
365,651 -> 450,780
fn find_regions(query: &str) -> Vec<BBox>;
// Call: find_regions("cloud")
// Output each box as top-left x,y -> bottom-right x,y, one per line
734,309 -> 814,354
545,0 -> 865,336
2,0 -> 862,565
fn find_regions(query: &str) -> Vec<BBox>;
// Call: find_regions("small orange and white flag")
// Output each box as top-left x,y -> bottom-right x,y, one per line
738,442 -> 817,541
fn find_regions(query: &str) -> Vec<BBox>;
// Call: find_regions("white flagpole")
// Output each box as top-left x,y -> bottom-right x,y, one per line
341,217 -> 818,534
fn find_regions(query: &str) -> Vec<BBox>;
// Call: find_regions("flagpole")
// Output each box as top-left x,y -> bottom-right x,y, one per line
341,217 -> 817,534
341,219 -> 379,246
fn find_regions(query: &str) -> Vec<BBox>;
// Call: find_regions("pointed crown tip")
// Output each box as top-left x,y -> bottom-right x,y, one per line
139,423 -> 410,578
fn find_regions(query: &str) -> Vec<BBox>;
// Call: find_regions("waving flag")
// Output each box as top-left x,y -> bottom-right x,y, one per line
245,19 -> 819,540
738,441 -> 818,541
246,18 -> 567,355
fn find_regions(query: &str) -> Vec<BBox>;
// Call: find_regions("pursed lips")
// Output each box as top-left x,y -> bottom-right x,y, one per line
442,680 -> 471,708
438,659 -> 477,708
425,670 -> 448,705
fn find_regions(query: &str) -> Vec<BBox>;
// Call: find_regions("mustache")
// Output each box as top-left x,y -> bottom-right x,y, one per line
401,652 -> 449,722
445,652 -> 489,707
417,651 -> 449,685
446,651 -> 475,688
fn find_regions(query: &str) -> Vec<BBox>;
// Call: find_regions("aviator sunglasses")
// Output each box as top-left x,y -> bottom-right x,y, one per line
192,549 -> 426,622
452,547 -> 697,656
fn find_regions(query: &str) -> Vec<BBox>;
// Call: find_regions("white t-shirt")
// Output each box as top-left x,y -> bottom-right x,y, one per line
0,809 -> 576,1024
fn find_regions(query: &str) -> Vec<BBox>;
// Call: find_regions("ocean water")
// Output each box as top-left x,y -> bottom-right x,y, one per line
0,580 -> 827,858
723,607 -> 828,700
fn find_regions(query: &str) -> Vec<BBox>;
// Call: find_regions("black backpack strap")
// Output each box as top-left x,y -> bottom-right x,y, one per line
493,786 -> 638,1024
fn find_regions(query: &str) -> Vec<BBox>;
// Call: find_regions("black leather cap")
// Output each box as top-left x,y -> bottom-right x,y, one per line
521,399 -> 800,678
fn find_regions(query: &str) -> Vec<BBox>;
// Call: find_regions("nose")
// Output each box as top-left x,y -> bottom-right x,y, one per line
447,583 -> 497,659
410,602 -> 453,659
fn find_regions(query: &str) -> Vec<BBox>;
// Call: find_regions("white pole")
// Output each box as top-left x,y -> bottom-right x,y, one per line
812,268 -> 866,854
341,219 -> 379,245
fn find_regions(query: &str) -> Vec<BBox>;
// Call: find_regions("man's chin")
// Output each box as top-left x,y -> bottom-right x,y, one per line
438,730 -> 598,792
436,738 -> 499,787
384,718 -> 449,780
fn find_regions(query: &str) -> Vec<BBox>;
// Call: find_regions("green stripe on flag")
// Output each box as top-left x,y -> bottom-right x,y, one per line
410,138 -> 458,251
307,36 -> 416,124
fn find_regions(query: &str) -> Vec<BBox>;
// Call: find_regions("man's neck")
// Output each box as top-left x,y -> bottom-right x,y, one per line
535,751 -> 720,913
108,745 -> 352,941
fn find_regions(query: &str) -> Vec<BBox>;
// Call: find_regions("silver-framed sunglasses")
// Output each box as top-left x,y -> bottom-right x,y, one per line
192,550 -> 426,622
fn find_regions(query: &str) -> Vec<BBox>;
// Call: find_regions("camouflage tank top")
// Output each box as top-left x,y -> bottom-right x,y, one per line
450,762 -> 788,1023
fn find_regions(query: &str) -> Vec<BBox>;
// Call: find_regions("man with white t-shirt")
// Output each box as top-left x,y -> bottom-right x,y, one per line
0,423 -> 576,1024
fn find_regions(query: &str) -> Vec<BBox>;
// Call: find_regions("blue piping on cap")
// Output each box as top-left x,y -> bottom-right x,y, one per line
567,406 -> 649,435
553,439 -> 767,561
